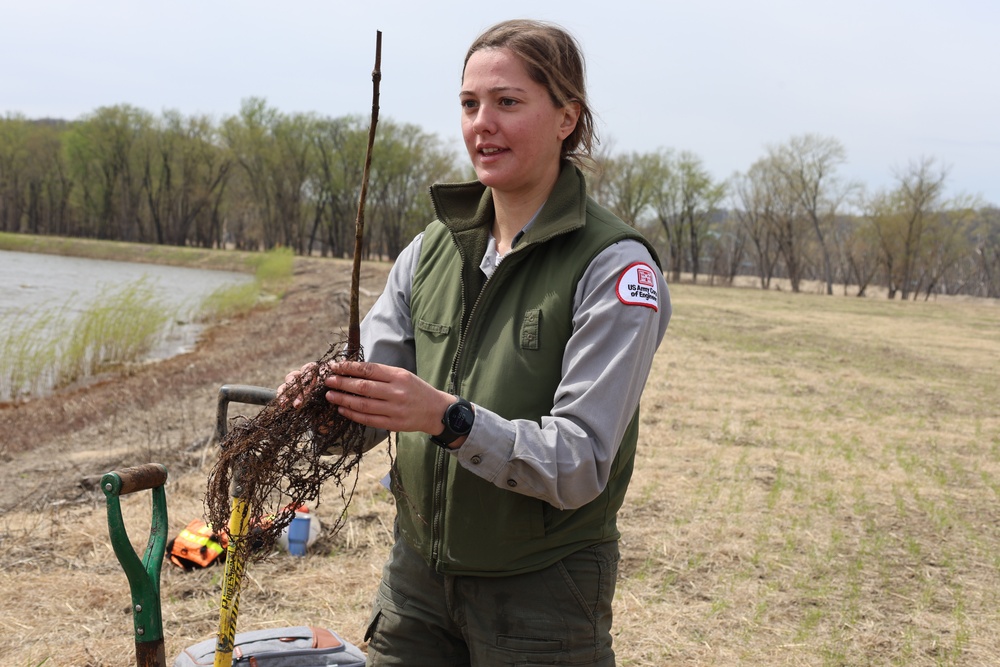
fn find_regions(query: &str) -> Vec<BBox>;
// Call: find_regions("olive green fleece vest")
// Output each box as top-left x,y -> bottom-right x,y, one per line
392,164 -> 659,576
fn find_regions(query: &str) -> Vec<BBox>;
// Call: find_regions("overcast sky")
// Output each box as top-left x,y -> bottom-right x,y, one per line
4,0 -> 997,206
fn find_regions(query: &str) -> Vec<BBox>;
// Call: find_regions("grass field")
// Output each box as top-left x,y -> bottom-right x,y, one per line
617,284 -> 1000,665
1,246 -> 998,665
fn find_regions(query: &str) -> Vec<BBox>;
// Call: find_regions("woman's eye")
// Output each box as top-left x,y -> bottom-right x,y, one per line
499,98 -> 518,107
461,99 -> 478,110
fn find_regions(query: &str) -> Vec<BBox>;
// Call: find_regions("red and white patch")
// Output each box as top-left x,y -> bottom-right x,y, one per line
616,262 -> 659,311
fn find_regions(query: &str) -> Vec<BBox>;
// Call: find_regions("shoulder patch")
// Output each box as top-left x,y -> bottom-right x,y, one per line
615,262 -> 659,311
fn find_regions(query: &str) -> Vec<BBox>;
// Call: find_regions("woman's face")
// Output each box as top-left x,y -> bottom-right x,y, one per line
460,47 -> 579,199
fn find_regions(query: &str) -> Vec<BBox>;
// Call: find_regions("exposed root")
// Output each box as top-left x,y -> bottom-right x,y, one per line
204,338 -> 370,566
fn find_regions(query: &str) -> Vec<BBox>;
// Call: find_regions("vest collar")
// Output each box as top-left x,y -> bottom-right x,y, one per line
429,161 -> 589,245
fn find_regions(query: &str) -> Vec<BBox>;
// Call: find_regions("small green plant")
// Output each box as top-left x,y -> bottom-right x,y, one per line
251,246 -> 295,297
197,247 -> 294,320
59,278 -> 171,386
0,279 -> 172,399
199,281 -> 261,321
0,306 -> 65,398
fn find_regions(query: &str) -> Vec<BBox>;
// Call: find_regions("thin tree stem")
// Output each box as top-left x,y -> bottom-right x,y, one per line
348,30 -> 382,357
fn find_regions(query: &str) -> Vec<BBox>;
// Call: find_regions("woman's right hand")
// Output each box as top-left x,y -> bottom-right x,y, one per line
277,361 -> 325,409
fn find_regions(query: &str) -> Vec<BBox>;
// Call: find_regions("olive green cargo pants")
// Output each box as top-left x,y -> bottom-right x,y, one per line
363,534 -> 619,666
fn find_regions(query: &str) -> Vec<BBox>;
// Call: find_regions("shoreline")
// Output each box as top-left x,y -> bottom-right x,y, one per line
1,244 -> 261,403
0,231 -> 262,274
0,239 -> 386,455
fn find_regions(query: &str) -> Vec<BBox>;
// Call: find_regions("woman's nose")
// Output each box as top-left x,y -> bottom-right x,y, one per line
471,106 -> 495,135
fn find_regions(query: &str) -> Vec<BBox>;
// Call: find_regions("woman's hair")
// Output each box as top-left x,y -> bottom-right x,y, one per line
464,19 -> 597,166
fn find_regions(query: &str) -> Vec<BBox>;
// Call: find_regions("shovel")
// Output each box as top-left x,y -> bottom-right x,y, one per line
103,384 -> 274,667
102,463 -> 169,667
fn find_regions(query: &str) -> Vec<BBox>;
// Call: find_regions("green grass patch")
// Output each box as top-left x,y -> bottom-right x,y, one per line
196,247 -> 295,320
0,279 -> 172,399
59,278 -> 171,386
0,306 -> 64,399
198,281 -> 262,321
249,246 -> 295,296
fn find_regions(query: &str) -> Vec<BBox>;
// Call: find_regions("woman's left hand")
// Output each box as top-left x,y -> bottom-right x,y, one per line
324,360 -> 454,436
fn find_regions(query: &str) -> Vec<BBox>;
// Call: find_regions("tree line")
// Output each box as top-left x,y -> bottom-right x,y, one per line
596,135 -> 997,299
0,99 -> 461,260
1,104 -> 997,299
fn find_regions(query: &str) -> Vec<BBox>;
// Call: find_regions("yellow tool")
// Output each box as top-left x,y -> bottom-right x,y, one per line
211,384 -> 276,667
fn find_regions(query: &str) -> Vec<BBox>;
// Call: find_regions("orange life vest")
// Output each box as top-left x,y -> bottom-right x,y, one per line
167,519 -> 227,570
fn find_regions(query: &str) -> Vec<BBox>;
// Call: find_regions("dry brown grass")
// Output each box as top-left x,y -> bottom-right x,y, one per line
615,286 -> 1000,666
2,246 -> 999,666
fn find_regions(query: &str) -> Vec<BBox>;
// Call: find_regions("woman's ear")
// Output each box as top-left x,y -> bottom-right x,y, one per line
557,100 -> 581,141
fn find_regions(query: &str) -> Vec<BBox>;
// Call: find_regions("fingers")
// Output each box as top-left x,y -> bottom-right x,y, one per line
277,361 -> 325,408
322,361 -> 441,433
284,361 -> 318,383
327,391 -> 391,426
326,360 -> 378,381
276,360 -> 372,411
323,363 -> 418,418
280,360 -> 451,436
323,361 -> 394,397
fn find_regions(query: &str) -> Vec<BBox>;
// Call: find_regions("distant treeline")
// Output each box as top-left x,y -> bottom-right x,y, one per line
1,102 -> 997,298
0,98 -> 462,260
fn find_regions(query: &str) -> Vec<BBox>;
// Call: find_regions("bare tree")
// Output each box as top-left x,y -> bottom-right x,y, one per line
731,165 -> 780,289
770,135 -> 853,295
63,105 -> 152,241
0,116 -> 73,235
221,98 -> 282,250
829,213 -> 880,296
311,115 -> 367,257
644,150 -> 725,282
865,157 -> 949,299
675,151 -> 726,283
597,150 -> 658,226
971,207 -> 1000,298
915,198 -> 978,299
705,210 -> 748,285
368,121 -> 460,259
646,150 -> 683,280
737,153 -> 813,291
142,110 -> 231,246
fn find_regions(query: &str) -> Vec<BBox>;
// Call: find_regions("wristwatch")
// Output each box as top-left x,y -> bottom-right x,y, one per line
430,397 -> 475,449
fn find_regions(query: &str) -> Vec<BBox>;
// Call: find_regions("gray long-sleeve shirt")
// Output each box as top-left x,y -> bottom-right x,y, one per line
361,232 -> 670,510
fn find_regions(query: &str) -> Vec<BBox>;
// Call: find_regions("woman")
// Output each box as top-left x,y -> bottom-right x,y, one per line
282,19 -> 670,666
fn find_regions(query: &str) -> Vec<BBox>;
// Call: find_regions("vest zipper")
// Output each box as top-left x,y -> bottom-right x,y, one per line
431,234 -> 520,566
429,447 -> 448,564
446,237 -> 531,394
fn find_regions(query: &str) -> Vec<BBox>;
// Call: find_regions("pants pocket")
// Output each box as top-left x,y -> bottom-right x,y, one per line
553,542 -> 619,624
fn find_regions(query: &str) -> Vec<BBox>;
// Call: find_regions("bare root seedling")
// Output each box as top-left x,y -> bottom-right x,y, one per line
204,338 -> 370,566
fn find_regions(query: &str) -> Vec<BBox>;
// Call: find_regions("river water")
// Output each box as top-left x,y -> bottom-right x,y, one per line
0,250 -> 254,399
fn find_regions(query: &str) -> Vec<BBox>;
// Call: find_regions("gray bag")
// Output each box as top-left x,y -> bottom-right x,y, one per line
173,626 -> 366,666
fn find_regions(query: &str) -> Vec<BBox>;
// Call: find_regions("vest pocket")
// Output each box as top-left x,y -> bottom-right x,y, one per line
520,309 -> 541,350
415,318 -> 451,336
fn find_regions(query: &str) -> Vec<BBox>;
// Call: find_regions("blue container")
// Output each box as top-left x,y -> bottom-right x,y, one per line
287,514 -> 310,556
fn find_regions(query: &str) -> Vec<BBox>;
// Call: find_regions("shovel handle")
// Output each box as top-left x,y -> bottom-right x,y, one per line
105,464 -> 169,497
102,463 -> 169,666
215,384 -> 277,443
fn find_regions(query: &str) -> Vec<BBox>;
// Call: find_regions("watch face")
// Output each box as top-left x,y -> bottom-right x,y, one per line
447,404 -> 474,434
